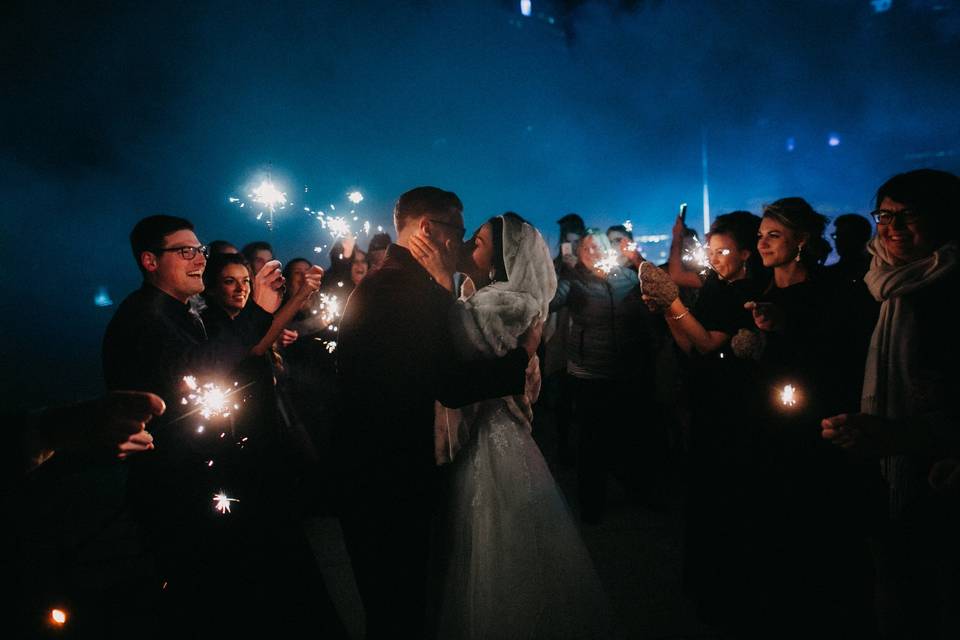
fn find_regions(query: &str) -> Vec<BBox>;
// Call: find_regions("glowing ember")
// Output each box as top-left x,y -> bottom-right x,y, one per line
50,608 -> 67,626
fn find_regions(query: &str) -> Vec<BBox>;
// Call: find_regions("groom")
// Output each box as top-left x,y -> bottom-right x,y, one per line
335,186 -> 541,638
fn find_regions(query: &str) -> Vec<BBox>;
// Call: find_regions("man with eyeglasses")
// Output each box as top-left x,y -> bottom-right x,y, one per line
99,214 -> 338,637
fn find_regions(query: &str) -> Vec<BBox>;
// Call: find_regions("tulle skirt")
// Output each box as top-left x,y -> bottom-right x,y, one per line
435,401 -> 614,639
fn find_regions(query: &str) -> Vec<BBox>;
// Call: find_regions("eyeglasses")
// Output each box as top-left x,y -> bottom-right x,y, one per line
871,209 -> 921,226
428,219 -> 466,242
154,244 -> 209,260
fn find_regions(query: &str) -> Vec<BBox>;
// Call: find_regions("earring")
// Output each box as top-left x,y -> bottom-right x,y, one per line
488,267 -> 498,282
795,244 -> 804,263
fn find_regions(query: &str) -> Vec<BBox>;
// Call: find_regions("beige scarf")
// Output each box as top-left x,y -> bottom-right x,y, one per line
862,238 -> 958,515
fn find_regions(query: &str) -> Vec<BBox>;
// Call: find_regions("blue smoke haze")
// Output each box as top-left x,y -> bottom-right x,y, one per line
2,0 -> 958,409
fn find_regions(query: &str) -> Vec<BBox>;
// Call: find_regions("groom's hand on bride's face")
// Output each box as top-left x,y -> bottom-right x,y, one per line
520,318 -> 544,359
409,234 -> 455,292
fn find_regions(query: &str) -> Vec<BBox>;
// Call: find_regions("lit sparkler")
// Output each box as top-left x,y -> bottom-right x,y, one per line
682,236 -> 713,275
182,376 -> 241,420
169,376 -> 254,427
213,492 -> 239,514
50,608 -> 68,627
348,190 -> 364,204
324,216 -> 352,239
229,176 -> 290,230
317,293 -> 341,325
595,249 -> 621,276
779,384 -> 799,407
623,220 -> 633,233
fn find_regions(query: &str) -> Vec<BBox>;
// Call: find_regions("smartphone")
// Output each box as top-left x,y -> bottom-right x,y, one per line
679,202 -> 688,223
560,242 -> 573,256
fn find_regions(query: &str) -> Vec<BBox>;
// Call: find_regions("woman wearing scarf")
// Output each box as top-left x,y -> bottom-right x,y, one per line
822,169 -> 960,639
415,213 -> 614,639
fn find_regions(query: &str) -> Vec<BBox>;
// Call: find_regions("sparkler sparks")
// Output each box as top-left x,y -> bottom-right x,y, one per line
682,236 -> 713,275
595,249 -> 621,276
182,377 -> 240,420
50,608 -> 68,626
348,190 -> 364,204
779,384 -> 798,407
213,492 -> 239,514
229,177 -> 290,229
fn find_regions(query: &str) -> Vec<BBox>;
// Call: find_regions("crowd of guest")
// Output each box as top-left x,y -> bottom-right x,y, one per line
5,168 -> 960,639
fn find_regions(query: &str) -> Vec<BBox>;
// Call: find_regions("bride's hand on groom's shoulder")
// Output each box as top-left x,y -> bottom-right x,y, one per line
520,317 -> 544,359
409,234 -> 455,292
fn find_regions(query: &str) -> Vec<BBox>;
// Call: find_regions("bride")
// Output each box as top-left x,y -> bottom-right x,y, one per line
413,212 -> 614,639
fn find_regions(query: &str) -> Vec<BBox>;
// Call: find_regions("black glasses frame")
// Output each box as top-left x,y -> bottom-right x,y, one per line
870,209 -> 920,226
154,244 -> 209,260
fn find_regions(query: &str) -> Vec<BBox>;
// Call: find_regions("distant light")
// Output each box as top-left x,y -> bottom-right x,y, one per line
94,286 -> 114,307
348,191 -> 364,204
786,137 -> 796,152
520,0 -> 532,17
50,609 -> 67,626
828,133 -> 841,147
871,0 -> 892,13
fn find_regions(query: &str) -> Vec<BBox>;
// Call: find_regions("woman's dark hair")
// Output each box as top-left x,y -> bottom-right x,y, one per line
876,169 -> 960,242
709,210 -> 765,277
488,212 -> 528,282
281,257 -> 312,304
762,197 -> 831,268
202,252 -> 251,298
282,257 -> 312,280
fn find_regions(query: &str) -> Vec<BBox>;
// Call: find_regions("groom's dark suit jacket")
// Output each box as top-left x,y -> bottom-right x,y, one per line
335,244 -> 528,506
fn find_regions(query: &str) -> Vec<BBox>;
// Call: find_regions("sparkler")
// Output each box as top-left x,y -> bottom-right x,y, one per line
169,376 -> 254,426
595,249 -> 621,276
229,176 -> 290,230
213,492 -> 239,514
779,384 -> 799,407
50,608 -> 67,627
682,236 -> 713,275
623,220 -> 633,233
182,376 -> 241,420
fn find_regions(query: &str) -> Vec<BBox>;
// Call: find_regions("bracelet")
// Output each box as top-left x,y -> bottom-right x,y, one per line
669,308 -> 688,321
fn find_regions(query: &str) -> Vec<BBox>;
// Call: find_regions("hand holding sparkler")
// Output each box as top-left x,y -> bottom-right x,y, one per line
292,265 -> 324,302
409,233 -> 456,292
638,261 -> 679,311
280,328 -> 299,347
252,259 -> 285,313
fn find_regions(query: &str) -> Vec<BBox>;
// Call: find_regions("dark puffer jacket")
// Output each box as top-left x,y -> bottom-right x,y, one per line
550,263 -> 654,380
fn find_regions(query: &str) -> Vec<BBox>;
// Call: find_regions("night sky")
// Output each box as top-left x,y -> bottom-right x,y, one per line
3,0 -> 959,410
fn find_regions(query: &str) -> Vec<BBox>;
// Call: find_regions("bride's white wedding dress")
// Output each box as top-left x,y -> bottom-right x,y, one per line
435,215 -> 614,640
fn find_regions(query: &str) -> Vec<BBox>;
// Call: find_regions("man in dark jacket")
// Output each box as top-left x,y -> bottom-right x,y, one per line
101,215 -> 348,638
335,187 -> 541,638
